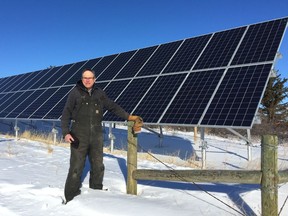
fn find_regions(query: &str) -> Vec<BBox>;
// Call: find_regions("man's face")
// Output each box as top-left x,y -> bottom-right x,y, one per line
82,70 -> 95,89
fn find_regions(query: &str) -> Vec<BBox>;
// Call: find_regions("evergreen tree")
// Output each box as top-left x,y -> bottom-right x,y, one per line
260,72 -> 288,123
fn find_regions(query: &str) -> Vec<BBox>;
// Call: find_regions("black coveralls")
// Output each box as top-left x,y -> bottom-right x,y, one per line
61,80 -> 129,202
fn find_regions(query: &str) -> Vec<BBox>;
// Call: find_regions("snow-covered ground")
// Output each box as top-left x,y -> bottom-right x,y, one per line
0,126 -> 288,216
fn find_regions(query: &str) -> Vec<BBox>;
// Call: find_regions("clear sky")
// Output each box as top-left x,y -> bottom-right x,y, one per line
0,0 -> 287,79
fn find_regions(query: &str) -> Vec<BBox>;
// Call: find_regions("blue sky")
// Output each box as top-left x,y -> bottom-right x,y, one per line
0,0 -> 287,79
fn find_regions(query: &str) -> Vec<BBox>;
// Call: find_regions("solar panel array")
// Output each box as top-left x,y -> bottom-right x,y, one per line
0,17 -> 287,129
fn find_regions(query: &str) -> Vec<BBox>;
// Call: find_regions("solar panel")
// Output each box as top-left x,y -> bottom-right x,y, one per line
65,58 -> 102,85
16,88 -> 58,119
160,69 -> 225,125
51,62 -> 85,87
193,27 -> 246,69
132,74 -> 187,123
231,18 -> 287,65
0,17 -> 287,129
92,54 -> 118,78
6,90 -> 41,118
28,69 -> 53,90
136,40 -> 183,77
0,75 -> 22,92
97,50 -> 136,81
30,86 -> 74,119
39,66 -> 63,88
162,35 -> 212,74
0,91 -> 26,118
200,64 -> 272,127
103,80 -> 131,102
18,70 -> 44,91
115,46 -> 158,79
0,92 -> 15,110
9,72 -> 35,92
104,77 -> 156,121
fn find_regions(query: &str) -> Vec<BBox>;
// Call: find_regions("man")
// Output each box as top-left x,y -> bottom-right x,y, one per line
61,68 -> 142,204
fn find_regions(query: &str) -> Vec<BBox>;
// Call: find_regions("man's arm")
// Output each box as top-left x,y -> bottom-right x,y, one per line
61,90 -> 76,138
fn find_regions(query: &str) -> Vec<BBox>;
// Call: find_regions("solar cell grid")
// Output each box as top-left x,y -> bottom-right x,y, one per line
43,94 -> 69,120
16,88 -> 57,118
232,18 -> 288,65
163,34 -> 212,74
95,82 -> 109,90
52,61 -> 86,87
92,54 -> 118,78
132,74 -> 186,123
0,92 -> 15,111
115,46 -> 158,79
9,72 -> 35,92
160,69 -> 225,125
104,77 -> 156,121
0,74 -> 22,92
97,51 -> 136,81
18,70 -> 44,91
0,93 -> 6,101
28,68 -> 53,90
0,91 -> 25,118
6,74 -> 30,92
39,66 -> 62,88
65,58 -> 102,85
194,27 -> 246,69
30,86 -> 73,119
136,40 -> 183,77
6,90 -> 41,118
200,64 -> 272,127
103,80 -> 131,101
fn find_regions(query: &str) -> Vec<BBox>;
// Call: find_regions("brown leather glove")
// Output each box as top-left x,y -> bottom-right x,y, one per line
128,115 -> 143,134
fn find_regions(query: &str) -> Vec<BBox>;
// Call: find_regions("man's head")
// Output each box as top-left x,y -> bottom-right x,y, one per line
81,69 -> 96,90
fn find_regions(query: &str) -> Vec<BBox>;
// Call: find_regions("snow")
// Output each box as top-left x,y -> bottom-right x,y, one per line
0,126 -> 288,216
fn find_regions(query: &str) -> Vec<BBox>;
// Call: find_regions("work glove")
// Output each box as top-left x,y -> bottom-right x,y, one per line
128,115 -> 143,134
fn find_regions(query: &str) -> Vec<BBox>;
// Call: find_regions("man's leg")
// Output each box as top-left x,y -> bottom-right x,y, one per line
88,131 -> 104,190
64,144 -> 88,202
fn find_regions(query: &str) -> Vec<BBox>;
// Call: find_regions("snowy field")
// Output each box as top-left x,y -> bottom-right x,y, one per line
0,126 -> 288,216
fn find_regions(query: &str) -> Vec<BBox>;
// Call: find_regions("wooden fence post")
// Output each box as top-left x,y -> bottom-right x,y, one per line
261,135 -> 278,216
127,121 -> 138,195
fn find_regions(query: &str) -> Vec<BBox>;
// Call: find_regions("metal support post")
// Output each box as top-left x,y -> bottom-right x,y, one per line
51,123 -> 58,145
200,127 -> 208,169
14,119 -> 19,141
108,123 -> 115,153
247,129 -> 252,161
159,126 -> 163,147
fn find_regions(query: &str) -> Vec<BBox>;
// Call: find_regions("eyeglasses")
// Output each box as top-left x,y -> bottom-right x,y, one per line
82,77 -> 95,80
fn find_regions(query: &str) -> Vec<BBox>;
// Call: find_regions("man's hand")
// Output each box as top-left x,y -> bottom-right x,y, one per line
128,115 -> 143,134
65,133 -> 74,143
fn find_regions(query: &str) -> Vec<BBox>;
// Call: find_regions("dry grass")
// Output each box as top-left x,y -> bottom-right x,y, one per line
103,147 -> 201,168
